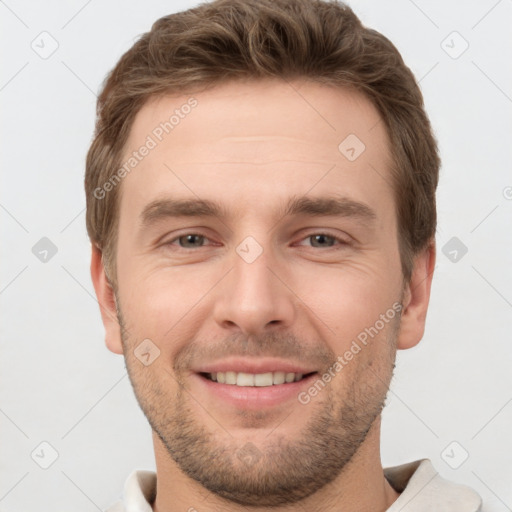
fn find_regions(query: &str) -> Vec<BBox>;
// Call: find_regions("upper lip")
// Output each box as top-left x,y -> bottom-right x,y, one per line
194,357 -> 318,375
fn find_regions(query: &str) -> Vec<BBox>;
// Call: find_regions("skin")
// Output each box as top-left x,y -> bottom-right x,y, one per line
91,79 -> 435,511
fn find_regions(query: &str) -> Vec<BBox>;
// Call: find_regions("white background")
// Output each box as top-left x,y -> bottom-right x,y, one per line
1,0 -> 511,510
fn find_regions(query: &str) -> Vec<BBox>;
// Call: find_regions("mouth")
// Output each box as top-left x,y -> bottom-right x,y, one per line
191,358 -> 321,409
200,371 -> 317,387
193,369 -> 321,410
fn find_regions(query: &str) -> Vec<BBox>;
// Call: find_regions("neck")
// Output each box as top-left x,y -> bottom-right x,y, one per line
151,416 -> 400,512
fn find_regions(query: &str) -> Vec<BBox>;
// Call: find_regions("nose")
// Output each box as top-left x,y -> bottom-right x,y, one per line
212,240 -> 296,336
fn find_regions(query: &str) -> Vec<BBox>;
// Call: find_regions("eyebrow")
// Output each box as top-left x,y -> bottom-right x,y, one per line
139,194 -> 377,230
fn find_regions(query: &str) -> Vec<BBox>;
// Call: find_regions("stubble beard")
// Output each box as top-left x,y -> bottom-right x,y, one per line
117,303 -> 399,507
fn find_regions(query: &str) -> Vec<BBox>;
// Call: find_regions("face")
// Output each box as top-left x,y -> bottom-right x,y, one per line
95,79 -> 427,506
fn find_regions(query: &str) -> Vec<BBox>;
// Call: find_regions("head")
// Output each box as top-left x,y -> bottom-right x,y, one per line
87,0 -> 438,506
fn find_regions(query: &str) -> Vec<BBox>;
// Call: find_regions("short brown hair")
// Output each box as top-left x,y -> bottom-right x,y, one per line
85,0 -> 440,286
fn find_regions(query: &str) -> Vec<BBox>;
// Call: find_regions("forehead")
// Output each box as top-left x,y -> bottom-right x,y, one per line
125,79 -> 389,159
118,79 -> 394,224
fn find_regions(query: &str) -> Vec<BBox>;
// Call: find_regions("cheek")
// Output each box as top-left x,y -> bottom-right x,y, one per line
292,259 -> 399,339
295,268 -> 400,390
118,264 -> 216,351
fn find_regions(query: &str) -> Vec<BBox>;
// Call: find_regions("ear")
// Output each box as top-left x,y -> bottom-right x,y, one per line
396,240 -> 436,350
90,244 -> 124,355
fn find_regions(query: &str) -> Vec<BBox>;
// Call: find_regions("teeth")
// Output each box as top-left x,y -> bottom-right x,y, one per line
225,371 -> 237,385
254,372 -> 273,386
209,371 -> 307,387
273,371 -> 285,385
237,372 -> 255,386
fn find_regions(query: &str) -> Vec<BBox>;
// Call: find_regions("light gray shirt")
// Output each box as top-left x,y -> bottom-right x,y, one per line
105,458 -> 483,511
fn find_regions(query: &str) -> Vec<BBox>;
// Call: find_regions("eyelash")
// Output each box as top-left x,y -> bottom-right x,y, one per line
163,232 -> 350,250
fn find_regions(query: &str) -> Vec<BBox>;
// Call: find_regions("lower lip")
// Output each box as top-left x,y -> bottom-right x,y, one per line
192,373 -> 318,409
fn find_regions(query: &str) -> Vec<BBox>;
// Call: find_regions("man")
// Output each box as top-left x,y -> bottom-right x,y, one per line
85,0 -> 483,510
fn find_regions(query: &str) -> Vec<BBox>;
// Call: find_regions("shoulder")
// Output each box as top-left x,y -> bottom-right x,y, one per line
104,501 -> 125,512
104,469 -> 157,512
384,458 -> 483,511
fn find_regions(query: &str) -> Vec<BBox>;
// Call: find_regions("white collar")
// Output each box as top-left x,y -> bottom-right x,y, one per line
108,458 -> 482,512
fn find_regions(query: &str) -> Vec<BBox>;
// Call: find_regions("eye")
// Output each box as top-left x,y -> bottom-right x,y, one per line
162,231 -> 349,251
166,233 -> 211,249
297,233 -> 349,249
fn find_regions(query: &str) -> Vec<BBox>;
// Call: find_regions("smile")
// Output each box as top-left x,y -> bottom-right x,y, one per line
202,371 -> 316,387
